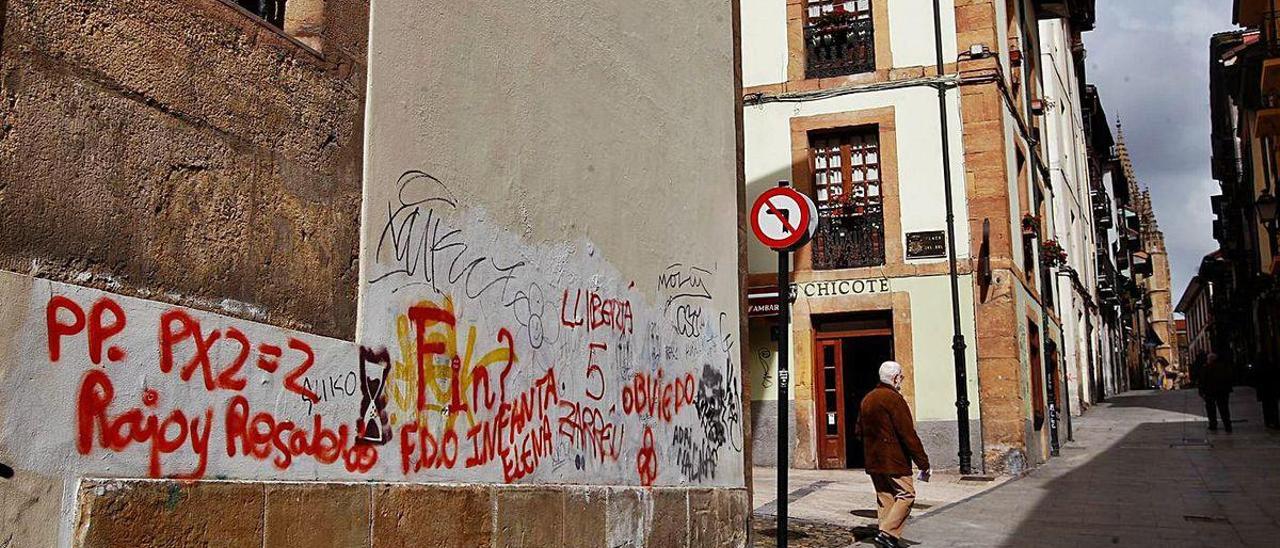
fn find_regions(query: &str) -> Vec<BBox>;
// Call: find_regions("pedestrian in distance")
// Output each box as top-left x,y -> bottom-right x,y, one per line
856,361 -> 930,548
1199,352 -> 1233,433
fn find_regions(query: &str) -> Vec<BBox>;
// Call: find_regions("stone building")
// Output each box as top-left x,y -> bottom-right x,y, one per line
1176,252 -> 1226,375
1080,84 -> 1130,400
739,0 -> 1098,476
1107,124 -> 1173,390
1204,6 -> 1280,427
0,0 -> 749,546
1135,184 -> 1184,389
0,0 -> 368,340
1039,7 -> 1105,416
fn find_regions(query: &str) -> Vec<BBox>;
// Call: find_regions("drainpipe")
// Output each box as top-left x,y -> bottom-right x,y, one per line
932,0 -> 973,475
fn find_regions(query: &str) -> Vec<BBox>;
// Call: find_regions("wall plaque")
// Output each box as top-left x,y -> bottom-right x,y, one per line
906,230 -> 947,259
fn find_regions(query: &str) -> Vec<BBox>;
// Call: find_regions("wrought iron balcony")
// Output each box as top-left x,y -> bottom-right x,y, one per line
805,13 -> 875,79
1091,189 -> 1113,229
811,209 -> 885,270
237,0 -> 286,28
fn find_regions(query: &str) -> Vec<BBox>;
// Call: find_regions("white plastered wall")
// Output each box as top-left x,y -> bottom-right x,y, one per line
743,86 -> 969,274
740,0 -> 959,88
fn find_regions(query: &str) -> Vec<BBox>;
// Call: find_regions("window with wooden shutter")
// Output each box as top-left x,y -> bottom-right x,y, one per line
810,127 -> 885,269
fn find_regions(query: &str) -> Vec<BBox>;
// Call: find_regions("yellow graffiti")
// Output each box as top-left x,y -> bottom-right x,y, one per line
386,297 -> 516,435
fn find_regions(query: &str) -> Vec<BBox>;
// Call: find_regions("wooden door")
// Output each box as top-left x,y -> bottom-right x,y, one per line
815,339 -> 846,469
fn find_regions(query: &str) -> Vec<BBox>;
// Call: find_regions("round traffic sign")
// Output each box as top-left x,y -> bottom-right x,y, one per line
751,185 -> 818,251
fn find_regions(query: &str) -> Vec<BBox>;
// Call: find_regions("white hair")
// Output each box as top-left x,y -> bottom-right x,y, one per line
879,361 -> 903,385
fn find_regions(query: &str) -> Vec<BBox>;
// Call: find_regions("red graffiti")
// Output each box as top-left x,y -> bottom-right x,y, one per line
454,368 -> 560,482
399,421 -> 460,473
621,370 -> 695,423
215,327 -> 250,391
560,289 -> 584,328
496,368 -> 559,482
284,338 -> 319,403
560,289 -> 633,334
89,298 -> 127,363
558,399 -> 620,463
225,395 -> 377,473
585,342 -> 606,401
407,303 -> 455,412
159,309 -> 222,389
156,308 -> 318,401
256,343 -> 282,372
47,296 -> 84,362
496,328 -> 516,403
76,369 -> 211,479
637,425 -> 657,486
47,296 -> 127,364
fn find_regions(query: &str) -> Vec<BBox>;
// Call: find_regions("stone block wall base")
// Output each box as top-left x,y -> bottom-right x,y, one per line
74,479 -> 750,548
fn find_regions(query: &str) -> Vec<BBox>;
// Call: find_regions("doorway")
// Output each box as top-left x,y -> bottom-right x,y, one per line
813,312 -> 894,469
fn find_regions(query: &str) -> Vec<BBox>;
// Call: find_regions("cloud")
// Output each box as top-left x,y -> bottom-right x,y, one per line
1083,0 -> 1234,299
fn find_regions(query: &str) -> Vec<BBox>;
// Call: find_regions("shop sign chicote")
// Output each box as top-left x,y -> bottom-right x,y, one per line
792,278 -> 891,299
749,278 -> 892,317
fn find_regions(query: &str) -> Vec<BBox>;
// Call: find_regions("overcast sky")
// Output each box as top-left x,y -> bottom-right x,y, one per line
1083,0 -> 1233,304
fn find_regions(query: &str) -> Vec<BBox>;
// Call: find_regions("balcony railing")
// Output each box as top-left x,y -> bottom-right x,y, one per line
811,209 -> 885,270
237,0 -> 286,28
805,13 -> 875,79
1091,189 -> 1113,229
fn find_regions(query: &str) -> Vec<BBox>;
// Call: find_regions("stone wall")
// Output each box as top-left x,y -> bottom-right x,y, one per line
0,0 -> 750,545
0,0 -> 368,340
74,480 -> 747,548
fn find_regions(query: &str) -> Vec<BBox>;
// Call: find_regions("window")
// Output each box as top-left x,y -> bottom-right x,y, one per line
804,0 -> 875,79
238,0 -> 286,28
810,127 -> 885,269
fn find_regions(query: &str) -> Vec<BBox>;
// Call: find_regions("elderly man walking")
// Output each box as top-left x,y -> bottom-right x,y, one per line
857,361 -> 929,548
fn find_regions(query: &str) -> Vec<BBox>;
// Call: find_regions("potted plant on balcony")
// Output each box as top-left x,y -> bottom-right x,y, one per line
807,9 -> 858,31
1021,213 -> 1040,237
1041,239 -> 1067,268
832,191 -> 863,219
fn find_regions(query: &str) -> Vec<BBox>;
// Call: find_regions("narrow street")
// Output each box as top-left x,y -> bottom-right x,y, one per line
753,388 -> 1280,547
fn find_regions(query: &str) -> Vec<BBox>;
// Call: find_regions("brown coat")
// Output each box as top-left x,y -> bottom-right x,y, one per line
856,384 -> 930,476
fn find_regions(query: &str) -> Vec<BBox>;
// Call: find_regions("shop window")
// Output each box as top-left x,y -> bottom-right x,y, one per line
804,0 -> 875,79
810,126 -> 885,270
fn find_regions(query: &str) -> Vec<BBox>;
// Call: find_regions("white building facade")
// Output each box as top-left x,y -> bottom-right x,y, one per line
741,0 -> 1099,475
1038,15 -> 1102,415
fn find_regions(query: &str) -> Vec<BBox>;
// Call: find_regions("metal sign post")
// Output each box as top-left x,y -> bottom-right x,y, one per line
775,247 -> 791,548
750,181 -> 817,548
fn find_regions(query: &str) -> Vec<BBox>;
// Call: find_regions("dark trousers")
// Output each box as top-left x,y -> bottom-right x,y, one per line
1204,392 -> 1232,431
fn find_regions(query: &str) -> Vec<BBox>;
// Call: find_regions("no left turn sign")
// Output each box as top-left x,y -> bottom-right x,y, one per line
751,184 -> 818,251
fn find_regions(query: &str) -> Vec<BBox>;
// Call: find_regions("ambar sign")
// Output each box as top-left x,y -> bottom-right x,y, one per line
792,278 -> 891,299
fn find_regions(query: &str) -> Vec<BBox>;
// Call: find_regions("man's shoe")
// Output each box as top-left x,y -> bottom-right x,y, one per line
871,532 -> 900,548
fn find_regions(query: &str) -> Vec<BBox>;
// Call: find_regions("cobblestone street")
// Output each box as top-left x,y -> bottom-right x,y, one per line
753,388 -> 1280,547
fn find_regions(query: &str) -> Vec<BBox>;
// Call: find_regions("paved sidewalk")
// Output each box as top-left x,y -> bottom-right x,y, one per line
750,388 -> 1280,547
751,467 -> 1008,530
906,388 -> 1280,547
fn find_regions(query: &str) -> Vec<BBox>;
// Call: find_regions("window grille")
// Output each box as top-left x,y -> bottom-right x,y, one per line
804,0 -> 875,79
810,127 -> 885,269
